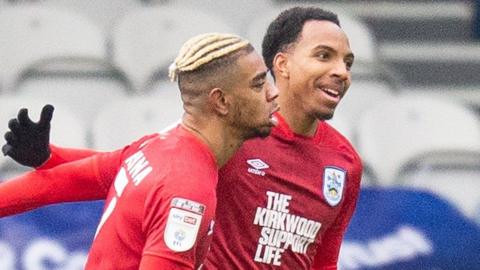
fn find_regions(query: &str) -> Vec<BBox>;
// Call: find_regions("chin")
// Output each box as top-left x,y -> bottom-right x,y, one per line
256,128 -> 272,138
244,126 -> 272,140
316,111 -> 335,121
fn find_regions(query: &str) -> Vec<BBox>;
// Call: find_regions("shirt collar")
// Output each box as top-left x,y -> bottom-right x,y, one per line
272,112 -> 325,144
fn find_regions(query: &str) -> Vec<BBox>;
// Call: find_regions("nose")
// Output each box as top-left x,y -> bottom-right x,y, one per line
266,81 -> 279,102
332,60 -> 350,82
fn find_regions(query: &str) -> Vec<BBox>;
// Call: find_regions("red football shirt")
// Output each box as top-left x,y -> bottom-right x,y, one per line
204,113 -> 362,270
86,126 -> 218,269
0,126 -> 218,269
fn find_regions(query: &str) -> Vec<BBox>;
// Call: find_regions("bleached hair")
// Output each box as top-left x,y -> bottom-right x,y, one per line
168,33 -> 250,82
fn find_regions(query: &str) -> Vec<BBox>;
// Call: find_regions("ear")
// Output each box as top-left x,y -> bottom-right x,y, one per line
208,88 -> 229,116
272,52 -> 290,79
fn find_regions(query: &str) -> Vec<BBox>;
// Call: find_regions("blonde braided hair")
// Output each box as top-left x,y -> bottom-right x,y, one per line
169,33 -> 250,82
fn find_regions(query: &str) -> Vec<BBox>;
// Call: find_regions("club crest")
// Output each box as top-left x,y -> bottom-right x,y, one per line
323,167 -> 346,207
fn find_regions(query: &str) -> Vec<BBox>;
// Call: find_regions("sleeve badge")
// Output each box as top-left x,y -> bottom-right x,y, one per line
164,198 -> 204,252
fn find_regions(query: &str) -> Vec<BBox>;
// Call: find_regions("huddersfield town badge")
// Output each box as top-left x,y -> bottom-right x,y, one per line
323,167 -> 346,207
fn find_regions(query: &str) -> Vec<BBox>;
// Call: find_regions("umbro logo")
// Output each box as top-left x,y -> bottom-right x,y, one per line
247,159 -> 269,176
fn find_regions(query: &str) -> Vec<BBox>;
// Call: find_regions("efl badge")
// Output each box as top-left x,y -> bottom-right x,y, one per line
323,167 -> 346,207
164,198 -> 204,252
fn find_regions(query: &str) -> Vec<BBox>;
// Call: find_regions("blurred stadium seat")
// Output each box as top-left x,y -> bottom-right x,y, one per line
0,97 -> 86,178
0,5 -> 106,92
92,80 -> 183,151
399,151 -> 480,221
333,79 -> 397,146
15,65 -> 131,133
43,0 -> 142,32
356,94 -> 480,186
0,5 -> 132,132
111,5 -> 235,92
326,114 -> 352,142
167,0 -> 276,34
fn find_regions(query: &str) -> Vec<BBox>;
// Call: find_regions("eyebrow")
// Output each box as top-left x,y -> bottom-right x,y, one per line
250,71 -> 268,83
313,45 -> 355,59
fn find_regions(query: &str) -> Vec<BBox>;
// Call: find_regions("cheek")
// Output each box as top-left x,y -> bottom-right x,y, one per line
292,64 -> 326,86
248,96 -> 269,121
234,96 -> 258,119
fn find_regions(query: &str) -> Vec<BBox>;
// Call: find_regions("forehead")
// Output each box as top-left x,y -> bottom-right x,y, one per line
235,50 -> 267,80
294,20 -> 352,55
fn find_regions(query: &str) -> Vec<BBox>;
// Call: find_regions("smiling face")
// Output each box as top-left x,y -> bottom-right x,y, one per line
276,20 -> 354,120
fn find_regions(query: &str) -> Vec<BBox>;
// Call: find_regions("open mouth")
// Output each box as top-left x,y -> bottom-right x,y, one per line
319,87 -> 342,104
322,88 -> 340,98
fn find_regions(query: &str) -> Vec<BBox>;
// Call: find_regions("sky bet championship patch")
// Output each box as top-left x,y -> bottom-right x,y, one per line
164,198 -> 204,252
323,167 -> 346,207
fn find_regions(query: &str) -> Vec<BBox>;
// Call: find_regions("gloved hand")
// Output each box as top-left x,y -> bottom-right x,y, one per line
2,104 -> 54,167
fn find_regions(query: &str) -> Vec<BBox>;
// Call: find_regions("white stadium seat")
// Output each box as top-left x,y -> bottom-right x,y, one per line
92,81 -> 183,151
43,0 -> 141,33
326,114 -> 353,143
16,66 -> 131,130
333,79 -> 397,145
111,6 -> 235,92
356,94 -> 480,186
168,0 -> 276,34
0,5 -> 107,92
0,5 -> 133,128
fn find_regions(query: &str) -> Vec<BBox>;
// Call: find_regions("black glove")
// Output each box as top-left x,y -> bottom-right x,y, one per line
2,104 -> 54,167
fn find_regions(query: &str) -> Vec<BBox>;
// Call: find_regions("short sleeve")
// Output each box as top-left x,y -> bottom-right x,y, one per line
141,178 -> 216,269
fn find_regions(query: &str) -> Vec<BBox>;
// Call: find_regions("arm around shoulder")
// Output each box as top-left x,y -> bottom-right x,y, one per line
0,150 -> 121,217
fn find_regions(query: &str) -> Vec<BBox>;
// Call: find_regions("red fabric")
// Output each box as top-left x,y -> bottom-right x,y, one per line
204,112 -> 362,269
38,144 -> 100,170
139,255 -> 192,270
85,126 -> 218,269
0,126 -> 219,269
0,151 -> 117,217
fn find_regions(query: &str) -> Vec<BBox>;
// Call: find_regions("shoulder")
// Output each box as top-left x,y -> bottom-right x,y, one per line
121,133 -> 161,155
319,122 -> 363,186
322,122 -> 362,163
148,132 -> 218,190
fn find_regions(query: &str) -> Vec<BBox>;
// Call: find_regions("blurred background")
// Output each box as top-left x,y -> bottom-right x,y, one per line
0,0 -> 479,269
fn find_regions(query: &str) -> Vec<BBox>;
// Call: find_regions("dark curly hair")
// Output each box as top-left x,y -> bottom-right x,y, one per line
262,6 -> 339,73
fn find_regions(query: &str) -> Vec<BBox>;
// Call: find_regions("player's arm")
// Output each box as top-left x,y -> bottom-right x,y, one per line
311,167 -> 363,270
139,255 -> 192,270
2,104 -> 101,170
39,144 -> 100,170
141,167 -> 217,270
0,150 -> 121,217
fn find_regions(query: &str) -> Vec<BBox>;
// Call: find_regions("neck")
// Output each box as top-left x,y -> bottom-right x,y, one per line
277,81 -> 318,137
182,114 -> 245,167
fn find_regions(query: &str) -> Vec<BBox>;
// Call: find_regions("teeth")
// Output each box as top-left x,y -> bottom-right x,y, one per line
323,88 -> 339,96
